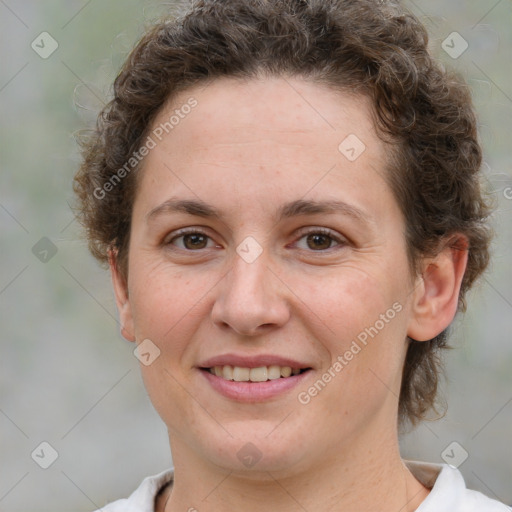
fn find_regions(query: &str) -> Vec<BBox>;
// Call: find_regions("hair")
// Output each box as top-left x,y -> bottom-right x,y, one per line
73,0 -> 493,427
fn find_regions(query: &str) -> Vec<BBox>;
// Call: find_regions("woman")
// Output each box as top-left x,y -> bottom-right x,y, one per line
74,0 -> 509,510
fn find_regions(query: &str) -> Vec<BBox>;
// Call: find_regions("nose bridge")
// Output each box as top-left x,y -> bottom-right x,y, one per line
230,248 -> 268,298
211,244 -> 289,334
226,232 -> 273,298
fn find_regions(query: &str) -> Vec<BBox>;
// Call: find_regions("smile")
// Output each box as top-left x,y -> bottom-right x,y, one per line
199,366 -> 313,402
204,365 -> 310,382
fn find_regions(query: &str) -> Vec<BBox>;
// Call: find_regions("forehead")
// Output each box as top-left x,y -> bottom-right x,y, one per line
151,76 -> 379,152
135,76 -> 395,220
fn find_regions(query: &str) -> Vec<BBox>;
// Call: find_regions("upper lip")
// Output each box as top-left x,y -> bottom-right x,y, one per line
198,354 -> 312,369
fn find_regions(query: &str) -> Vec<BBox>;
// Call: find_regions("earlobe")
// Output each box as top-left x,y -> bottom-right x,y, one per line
407,235 -> 469,342
108,249 -> 136,342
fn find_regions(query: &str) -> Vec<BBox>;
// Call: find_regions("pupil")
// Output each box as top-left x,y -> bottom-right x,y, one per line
308,234 -> 330,250
185,234 -> 206,249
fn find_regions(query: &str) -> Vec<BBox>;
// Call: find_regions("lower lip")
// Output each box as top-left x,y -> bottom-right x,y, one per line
199,369 -> 312,402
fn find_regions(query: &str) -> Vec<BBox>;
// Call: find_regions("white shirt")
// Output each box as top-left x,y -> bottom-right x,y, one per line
94,461 -> 511,511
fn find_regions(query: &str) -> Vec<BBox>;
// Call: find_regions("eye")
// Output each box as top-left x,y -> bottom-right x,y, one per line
165,227 -> 346,253
294,228 -> 346,251
165,229 -> 218,251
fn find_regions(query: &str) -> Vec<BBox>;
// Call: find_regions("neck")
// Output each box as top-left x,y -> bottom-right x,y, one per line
160,423 -> 429,512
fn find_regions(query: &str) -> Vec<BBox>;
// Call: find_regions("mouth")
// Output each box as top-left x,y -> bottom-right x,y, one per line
197,354 -> 314,402
200,365 -> 312,382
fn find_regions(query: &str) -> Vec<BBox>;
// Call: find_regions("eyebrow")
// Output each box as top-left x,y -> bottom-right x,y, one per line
146,197 -> 370,225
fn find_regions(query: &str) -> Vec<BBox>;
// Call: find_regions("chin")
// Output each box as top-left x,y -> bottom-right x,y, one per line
196,424 -> 313,476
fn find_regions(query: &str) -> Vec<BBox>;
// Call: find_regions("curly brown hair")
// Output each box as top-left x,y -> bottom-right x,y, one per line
73,0 -> 493,427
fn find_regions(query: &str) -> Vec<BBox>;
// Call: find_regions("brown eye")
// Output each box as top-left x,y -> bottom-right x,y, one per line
182,233 -> 208,250
306,233 -> 334,250
294,228 -> 345,252
167,230 -> 216,251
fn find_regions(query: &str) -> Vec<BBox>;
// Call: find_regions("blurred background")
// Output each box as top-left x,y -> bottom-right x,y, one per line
1,1 -> 511,510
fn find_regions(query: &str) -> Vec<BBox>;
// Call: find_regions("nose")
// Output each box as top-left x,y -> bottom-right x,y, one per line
211,249 -> 291,336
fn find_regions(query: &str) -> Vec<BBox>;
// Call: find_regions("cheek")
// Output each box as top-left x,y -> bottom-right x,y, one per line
287,268 -> 409,444
301,267 -> 399,339
294,266 -> 408,385
127,262 -> 205,424
128,258 -> 202,340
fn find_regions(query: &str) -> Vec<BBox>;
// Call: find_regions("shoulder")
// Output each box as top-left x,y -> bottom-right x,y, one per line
92,463 -> 511,512
92,468 -> 174,512
405,460 -> 511,511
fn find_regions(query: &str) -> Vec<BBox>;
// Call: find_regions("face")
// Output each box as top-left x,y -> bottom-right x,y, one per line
112,77 -> 426,474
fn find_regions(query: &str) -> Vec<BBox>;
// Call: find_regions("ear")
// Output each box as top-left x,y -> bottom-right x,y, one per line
407,235 -> 469,342
109,249 -> 136,342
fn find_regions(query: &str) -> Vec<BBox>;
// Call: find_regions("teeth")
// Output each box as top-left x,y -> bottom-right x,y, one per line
208,365 -> 306,382
280,366 -> 292,378
268,365 -> 281,380
222,365 -> 233,380
232,366 -> 250,381
249,366 -> 268,382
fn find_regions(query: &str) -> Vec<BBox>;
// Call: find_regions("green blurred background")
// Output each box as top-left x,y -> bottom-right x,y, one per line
1,1 -> 511,510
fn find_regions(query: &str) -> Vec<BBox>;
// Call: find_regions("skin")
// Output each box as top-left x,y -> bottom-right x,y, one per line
110,76 -> 468,512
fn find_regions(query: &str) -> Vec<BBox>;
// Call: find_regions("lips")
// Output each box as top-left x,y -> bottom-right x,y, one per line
198,354 -> 312,382
198,353 -> 312,370
197,354 -> 313,402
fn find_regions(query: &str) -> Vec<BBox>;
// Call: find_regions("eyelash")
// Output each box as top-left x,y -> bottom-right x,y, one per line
165,227 -> 346,253
293,227 -> 346,251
